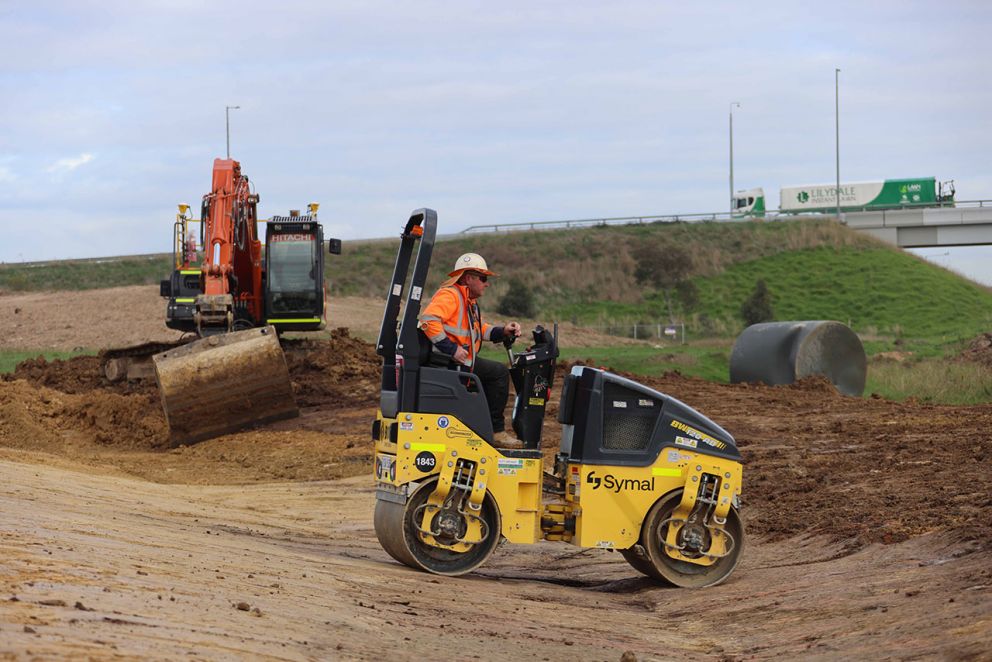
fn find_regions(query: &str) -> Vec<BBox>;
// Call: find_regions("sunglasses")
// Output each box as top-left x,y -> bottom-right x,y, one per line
469,272 -> 488,283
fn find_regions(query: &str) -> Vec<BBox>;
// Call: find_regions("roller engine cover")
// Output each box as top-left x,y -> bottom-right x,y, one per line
560,366 -> 740,466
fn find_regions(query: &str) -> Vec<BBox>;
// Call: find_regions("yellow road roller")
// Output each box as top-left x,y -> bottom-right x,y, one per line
371,210 -> 744,587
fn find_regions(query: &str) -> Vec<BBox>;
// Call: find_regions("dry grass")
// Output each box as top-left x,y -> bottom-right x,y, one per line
867,359 -> 992,404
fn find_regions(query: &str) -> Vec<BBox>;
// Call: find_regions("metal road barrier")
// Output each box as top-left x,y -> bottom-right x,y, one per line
460,199 -> 992,235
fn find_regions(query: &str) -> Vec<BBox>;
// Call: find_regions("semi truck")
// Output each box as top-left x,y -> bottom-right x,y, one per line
732,177 -> 955,218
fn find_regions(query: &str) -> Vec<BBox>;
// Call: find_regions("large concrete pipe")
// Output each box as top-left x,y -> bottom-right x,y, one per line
729,321 -> 867,396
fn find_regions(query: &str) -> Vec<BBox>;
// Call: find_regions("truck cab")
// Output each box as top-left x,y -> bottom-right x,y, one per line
731,188 -> 765,218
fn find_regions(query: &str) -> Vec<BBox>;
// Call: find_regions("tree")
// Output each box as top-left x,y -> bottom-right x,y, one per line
498,277 -> 536,318
741,279 -> 774,326
632,240 -> 694,323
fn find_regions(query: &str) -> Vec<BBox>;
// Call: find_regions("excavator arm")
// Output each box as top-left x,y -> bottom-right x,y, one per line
197,159 -> 264,334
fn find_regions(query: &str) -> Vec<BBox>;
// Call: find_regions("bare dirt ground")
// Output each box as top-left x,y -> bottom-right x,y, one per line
0,286 -> 645,351
1,286 -> 991,660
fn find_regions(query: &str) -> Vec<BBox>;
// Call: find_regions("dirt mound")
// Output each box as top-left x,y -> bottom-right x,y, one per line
283,328 -> 381,409
0,380 -> 167,452
786,374 -> 845,393
4,328 -> 381,411
959,332 -> 992,368
5,354 -> 156,397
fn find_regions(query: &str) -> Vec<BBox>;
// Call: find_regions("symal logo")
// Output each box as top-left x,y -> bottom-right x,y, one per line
586,471 -> 655,493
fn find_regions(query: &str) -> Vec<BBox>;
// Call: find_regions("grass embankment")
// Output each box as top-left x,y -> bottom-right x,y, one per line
0,256 -> 171,292
3,219 -> 991,402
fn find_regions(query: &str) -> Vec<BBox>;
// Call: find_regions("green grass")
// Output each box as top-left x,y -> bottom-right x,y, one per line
485,332 -> 992,405
0,349 -> 95,374
555,345 -> 730,382
693,246 -> 992,339
479,342 -> 730,383
0,256 -> 172,292
551,245 -> 992,342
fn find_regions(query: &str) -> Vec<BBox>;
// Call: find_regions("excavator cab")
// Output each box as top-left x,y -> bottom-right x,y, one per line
264,215 -> 340,332
371,209 -> 745,587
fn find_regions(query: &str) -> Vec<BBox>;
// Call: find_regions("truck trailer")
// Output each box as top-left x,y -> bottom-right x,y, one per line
732,177 -> 955,217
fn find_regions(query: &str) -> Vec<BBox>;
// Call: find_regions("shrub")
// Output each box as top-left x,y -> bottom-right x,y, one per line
498,278 -> 536,318
741,279 -> 774,326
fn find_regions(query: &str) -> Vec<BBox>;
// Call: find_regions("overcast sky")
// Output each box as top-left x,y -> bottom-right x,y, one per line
2,1 -> 991,284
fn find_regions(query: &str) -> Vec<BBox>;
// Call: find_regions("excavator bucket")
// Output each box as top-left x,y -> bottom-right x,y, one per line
152,326 -> 298,446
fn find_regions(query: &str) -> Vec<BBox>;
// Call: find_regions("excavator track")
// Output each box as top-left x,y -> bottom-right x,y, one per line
153,326 -> 298,446
100,341 -> 188,383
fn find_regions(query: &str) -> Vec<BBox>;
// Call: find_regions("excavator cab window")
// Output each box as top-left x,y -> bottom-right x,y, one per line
268,238 -> 318,312
265,220 -> 324,319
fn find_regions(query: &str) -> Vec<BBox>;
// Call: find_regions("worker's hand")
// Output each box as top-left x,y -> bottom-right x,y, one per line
453,346 -> 471,365
504,321 -> 522,337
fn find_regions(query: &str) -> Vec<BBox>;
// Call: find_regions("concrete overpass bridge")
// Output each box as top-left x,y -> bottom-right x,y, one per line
841,201 -> 992,248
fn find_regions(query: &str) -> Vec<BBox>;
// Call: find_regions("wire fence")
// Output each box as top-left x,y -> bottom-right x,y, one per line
579,322 -> 687,343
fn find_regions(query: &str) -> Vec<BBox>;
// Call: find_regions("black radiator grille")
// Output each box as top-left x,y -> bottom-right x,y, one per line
602,382 -> 659,450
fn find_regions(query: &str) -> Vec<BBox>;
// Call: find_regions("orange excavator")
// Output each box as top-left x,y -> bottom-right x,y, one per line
164,158 -> 339,335
110,158 -> 340,445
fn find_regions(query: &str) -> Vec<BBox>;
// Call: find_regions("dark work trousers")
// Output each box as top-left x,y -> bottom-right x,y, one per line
472,356 -> 510,433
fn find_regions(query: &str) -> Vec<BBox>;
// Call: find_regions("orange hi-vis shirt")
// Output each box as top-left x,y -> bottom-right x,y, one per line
418,283 -> 496,368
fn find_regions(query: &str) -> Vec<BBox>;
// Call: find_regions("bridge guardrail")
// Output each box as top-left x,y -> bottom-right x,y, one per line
460,200 -> 992,235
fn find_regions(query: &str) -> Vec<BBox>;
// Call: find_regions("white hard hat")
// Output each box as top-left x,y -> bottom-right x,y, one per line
447,253 -> 498,278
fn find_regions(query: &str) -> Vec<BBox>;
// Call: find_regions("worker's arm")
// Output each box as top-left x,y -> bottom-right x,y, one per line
485,321 -> 522,343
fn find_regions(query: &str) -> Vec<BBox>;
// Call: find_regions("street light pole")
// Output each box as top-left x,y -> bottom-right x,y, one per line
729,102 -> 741,215
835,69 -> 841,221
225,105 -> 241,159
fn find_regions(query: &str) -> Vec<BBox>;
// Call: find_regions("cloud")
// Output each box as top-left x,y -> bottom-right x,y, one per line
1,0 -> 991,289
47,153 -> 95,174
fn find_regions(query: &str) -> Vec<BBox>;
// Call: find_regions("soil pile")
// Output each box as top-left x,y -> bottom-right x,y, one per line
0,332 -> 376,484
5,354 -> 157,397
283,327 -> 381,408
5,329 -> 382,410
0,380 -> 167,452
